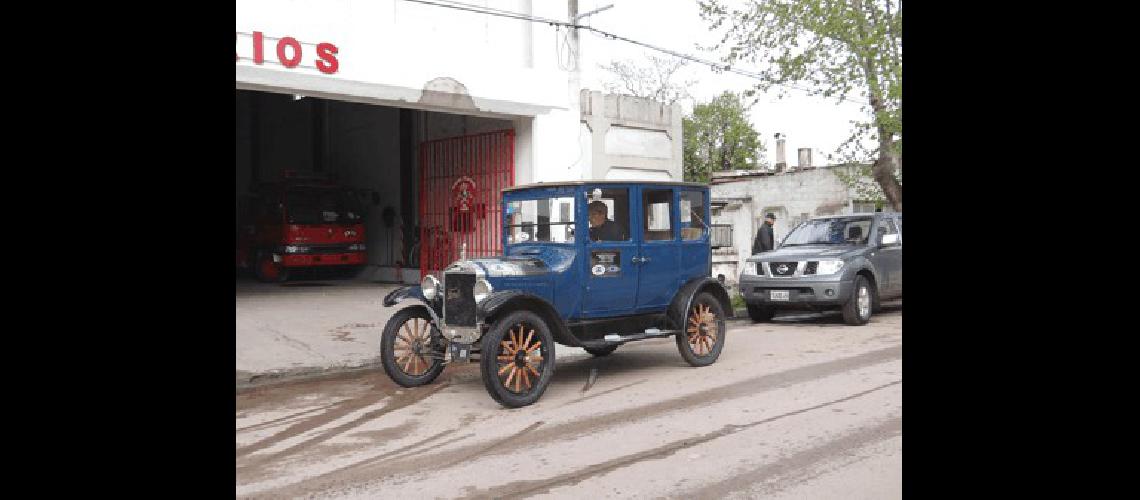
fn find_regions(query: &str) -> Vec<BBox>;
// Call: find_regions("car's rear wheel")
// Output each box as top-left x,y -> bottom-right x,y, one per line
480,311 -> 555,408
381,307 -> 445,387
584,345 -> 618,357
746,303 -> 775,322
676,293 -> 726,367
842,275 -> 873,325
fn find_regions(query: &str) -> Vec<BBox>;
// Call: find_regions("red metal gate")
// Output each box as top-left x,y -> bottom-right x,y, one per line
419,129 -> 515,278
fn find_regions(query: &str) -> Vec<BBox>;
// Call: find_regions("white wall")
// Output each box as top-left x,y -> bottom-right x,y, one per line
237,0 -> 588,186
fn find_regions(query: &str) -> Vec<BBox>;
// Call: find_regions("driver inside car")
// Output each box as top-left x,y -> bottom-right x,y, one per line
588,200 -> 628,241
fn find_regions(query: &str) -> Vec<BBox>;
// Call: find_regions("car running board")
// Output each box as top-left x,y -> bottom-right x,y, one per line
580,328 -> 678,348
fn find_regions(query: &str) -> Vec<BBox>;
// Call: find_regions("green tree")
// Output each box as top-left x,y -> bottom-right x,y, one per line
699,0 -> 902,211
683,91 -> 765,183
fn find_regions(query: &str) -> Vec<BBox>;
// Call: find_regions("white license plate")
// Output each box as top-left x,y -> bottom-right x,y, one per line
770,290 -> 790,301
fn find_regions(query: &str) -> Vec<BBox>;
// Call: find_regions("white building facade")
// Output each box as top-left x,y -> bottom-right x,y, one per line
236,0 -> 682,281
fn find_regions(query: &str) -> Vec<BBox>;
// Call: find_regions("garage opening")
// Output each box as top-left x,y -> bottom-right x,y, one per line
235,89 -> 515,285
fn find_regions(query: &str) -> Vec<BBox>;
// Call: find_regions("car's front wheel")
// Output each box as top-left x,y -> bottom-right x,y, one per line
746,303 -> 775,322
480,311 -> 555,408
676,293 -> 726,367
254,251 -> 288,283
842,275 -> 873,325
380,307 -> 446,387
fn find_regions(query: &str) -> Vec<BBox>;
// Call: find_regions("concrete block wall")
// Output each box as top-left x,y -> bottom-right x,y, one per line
580,90 -> 682,181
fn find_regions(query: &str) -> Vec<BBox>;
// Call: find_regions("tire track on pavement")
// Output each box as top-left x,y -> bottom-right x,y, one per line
248,345 -> 900,497
461,381 -> 901,499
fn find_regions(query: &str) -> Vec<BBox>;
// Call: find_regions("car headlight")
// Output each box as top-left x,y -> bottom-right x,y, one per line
815,259 -> 845,275
473,278 -> 493,303
422,275 -> 440,301
742,261 -> 760,276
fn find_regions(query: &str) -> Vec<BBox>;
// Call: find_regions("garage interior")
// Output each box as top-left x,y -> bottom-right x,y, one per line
235,89 -> 515,284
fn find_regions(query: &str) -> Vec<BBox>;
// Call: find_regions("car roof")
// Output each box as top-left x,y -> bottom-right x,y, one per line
503,180 -> 707,192
807,212 -> 900,221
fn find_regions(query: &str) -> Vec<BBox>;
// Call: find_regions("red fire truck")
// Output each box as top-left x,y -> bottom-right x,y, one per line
237,173 -> 367,282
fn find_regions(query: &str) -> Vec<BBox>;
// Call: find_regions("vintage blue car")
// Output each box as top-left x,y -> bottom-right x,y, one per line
381,181 -> 733,408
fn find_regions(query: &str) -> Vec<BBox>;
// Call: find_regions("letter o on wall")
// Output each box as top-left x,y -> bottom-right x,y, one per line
276,37 -> 302,68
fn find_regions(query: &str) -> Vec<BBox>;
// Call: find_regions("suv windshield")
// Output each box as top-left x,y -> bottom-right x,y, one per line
506,197 -> 576,244
782,217 -> 873,246
285,187 -> 362,225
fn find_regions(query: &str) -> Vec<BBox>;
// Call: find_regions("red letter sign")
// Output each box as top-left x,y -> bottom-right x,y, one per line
276,37 -> 302,68
316,43 -> 339,74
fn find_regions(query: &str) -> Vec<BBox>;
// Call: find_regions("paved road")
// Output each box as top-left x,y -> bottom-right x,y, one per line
236,307 -> 902,499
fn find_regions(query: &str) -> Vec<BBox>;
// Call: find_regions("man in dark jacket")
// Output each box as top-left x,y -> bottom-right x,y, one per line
752,212 -> 776,254
588,200 -> 627,241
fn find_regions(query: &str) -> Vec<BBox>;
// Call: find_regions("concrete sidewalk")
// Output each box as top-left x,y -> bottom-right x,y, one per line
236,279 -> 596,388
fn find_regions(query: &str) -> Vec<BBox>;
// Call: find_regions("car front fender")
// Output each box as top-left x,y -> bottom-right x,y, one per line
477,290 -> 580,347
382,285 -> 442,325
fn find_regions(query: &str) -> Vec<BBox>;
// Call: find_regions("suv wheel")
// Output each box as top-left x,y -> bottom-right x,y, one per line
676,293 -> 726,367
380,307 -> 446,387
746,303 -> 775,322
480,311 -> 555,408
584,345 -> 618,357
842,276 -> 873,326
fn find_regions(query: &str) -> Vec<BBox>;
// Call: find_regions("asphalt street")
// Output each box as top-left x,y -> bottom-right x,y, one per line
236,307 -> 902,499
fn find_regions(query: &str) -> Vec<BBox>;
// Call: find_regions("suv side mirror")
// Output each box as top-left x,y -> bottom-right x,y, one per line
879,233 -> 900,246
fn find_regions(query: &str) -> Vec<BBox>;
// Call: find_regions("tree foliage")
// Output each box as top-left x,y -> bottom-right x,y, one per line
598,54 -> 698,105
699,0 -> 902,210
682,91 -> 765,183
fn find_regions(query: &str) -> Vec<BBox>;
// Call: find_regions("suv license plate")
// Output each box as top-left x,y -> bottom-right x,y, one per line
770,290 -> 790,301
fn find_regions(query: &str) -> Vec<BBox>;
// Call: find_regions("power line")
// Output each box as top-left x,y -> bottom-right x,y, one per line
398,0 -> 866,105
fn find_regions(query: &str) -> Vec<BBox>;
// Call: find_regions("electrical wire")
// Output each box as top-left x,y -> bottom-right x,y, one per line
398,0 -> 865,105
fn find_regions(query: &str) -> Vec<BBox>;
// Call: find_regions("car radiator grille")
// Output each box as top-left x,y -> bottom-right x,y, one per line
770,262 -> 798,276
443,272 -> 476,327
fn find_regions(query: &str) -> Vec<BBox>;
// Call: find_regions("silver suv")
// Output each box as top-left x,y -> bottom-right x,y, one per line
739,212 -> 901,325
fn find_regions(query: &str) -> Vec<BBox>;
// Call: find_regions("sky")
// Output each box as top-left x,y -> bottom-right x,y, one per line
572,0 -> 875,168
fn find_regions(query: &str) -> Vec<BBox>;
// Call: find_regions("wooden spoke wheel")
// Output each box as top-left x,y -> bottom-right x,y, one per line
676,292 -> 726,367
381,306 -> 445,387
480,310 -> 555,408
394,317 -> 434,376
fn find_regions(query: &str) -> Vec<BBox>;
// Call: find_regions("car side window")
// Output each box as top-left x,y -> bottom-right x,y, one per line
586,188 -> 630,242
643,189 -> 675,241
877,218 -> 899,243
680,191 -> 707,241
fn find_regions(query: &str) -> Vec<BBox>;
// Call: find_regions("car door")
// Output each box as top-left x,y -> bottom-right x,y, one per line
635,186 -> 681,313
872,216 -> 902,298
581,185 -> 639,317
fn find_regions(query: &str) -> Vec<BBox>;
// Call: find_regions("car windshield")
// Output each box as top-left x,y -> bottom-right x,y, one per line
506,197 -> 576,244
781,217 -> 873,246
285,187 -> 362,225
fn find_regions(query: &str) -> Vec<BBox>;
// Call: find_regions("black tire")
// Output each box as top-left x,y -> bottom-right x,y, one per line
480,310 -> 555,408
842,275 -> 873,326
253,251 -> 289,283
381,306 -> 445,387
584,345 -> 618,357
746,303 -> 775,322
676,293 -> 727,367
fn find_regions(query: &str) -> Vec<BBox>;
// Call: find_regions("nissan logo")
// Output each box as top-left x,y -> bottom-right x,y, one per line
777,264 -> 790,274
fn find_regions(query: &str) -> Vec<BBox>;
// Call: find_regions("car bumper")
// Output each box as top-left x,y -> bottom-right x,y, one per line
281,252 -> 366,267
738,274 -> 853,307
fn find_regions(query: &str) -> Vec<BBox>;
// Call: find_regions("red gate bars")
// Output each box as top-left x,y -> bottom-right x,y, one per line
419,129 -> 515,278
